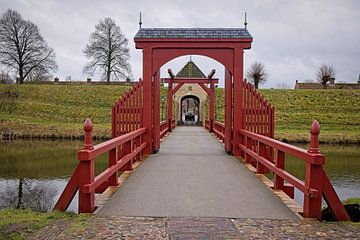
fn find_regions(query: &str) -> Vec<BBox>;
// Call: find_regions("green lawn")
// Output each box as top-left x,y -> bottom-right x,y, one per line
1,85 -> 359,143
213,88 -> 360,143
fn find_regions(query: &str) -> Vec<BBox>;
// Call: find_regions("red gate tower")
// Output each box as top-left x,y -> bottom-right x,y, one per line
135,28 -> 252,155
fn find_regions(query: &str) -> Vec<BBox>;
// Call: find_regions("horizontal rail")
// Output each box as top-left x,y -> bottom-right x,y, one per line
84,142 -> 147,193
213,121 -> 225,142
78,127 -> 146,160
239,130 -> 325,165
236,120 -> 349,221
238,143 -> 314,196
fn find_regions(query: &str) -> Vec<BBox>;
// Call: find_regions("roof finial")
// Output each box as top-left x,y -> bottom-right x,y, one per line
190,56 -> 192,62
139,12 -> 142,29
244,12 -> 248,29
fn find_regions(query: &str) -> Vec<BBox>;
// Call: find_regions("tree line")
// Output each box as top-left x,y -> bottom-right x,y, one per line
0,9 -> 131,84
0,9 -> 337,88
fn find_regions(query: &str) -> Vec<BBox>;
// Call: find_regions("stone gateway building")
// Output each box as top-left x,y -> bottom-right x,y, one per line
169,60 -> 211,125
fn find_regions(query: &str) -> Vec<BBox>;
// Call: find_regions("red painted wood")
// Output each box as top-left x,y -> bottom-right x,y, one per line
274,149 -> 285,190
322,173 -> 350,221
167,79 -> 173,132
198,83 -> 211,96
303,161 -> 323,219
142,47 -> 153,154
78,128 -> 146,161
239,130 -> 325,165
209,81 -> 215,132
224,69 -> 232,153
153,71 -> 160,152
108,148 -> 118,186
53,165 -> 79,211
164,78 -> 219,84
233,48 -> 244,156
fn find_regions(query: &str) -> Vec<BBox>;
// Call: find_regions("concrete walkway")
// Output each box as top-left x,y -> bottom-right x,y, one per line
98,126 -> 298,219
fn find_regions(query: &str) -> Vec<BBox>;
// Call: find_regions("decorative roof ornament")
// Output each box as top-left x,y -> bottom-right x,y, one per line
244,12 -> 248,29
139,12 -> 142,29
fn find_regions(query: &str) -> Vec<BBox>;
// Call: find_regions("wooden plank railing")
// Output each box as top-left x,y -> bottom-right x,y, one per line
54,118 -> 147,213
204,119 -> 210,131
171,117 -> 176,130
238,120 -> 349,221
112,81 -> 143,137
213,121 -> 225,142
160,120 -> 169,139
242,79 -> 274,138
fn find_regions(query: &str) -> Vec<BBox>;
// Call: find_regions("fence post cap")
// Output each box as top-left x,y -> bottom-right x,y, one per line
83,118 -> 93,150
310,120 -> 320,135
84,118 -> 93,131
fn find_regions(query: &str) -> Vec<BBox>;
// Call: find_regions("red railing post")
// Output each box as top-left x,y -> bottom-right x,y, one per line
121,140 -> 133,171
274,149 -> 285,190
303,120 -> 323,219
256,142 -> 267,174
78,118 -> 95,213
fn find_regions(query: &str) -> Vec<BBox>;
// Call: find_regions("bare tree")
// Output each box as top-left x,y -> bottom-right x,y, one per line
246,62 -> 267,89
316,64 -> 336,89
83,18 -> 131,83
0,9 -> 57,84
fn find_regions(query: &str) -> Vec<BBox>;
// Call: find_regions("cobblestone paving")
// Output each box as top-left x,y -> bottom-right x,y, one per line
32,216 -> 360,240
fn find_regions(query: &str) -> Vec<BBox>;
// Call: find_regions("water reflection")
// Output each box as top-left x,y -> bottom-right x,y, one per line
0,140 -> 359,212
0,140 -> 108,212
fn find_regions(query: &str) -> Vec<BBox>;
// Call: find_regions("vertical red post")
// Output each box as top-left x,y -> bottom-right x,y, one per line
304,120 -> 323,219
167,79 -> 173,132
121,140 -> 134,171
233,48 -> 244,156
256,142 -> 267,174
209,79 -> 215,132
274,149 -> 285,190
153,70 -> 160,152
78,118 -> 95,213
142,48 -> 153,154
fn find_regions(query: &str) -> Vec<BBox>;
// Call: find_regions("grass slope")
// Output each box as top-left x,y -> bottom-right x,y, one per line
1,85 -> 359,142
214,88 -> 360,143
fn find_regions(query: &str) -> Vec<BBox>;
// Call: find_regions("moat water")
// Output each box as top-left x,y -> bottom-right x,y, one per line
0,140 -> 359,212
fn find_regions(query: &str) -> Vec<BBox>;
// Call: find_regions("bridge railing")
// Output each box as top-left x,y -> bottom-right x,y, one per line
160,120 -> 169,139
213,121 -> 225,142
238,120 -> 349,221
242,79 -> 274,138
204,119 -> 210,131
171,117 -> 176,130
54,118 -> 147,213
112,81 -> 143,137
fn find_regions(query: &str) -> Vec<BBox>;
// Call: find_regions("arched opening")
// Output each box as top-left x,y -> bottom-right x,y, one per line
180,95 -> 200,125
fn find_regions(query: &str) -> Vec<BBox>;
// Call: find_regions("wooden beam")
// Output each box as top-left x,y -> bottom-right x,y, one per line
164,78 -> 218,84
168,69 -> 175,78
208,69 -> 216,79
171,83 -> 184,95
198,83 -> 211,96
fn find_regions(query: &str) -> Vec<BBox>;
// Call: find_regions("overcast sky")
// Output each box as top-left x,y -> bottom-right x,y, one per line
1,0 -> 359,88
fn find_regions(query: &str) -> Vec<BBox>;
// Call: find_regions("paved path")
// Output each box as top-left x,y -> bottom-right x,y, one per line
99,126 -> 297,219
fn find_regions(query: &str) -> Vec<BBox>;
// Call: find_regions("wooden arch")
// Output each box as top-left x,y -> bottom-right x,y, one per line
135,28 -> 252,154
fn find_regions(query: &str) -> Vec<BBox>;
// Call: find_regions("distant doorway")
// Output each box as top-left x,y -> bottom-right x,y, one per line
180,95 -> 200,125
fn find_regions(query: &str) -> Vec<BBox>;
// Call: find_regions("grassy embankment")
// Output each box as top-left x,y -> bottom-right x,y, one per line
214,88 -> 360,143
0,209 -> 90,239
0,85 -> 359,143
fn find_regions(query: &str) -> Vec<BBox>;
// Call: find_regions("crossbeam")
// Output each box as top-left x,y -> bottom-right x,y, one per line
164,78 -> 218,84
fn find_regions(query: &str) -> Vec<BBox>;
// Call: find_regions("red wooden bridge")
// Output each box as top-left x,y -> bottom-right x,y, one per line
54,28 -> 349,221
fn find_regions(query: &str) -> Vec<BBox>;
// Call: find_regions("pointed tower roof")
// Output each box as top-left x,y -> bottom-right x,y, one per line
176,60 -> 206,78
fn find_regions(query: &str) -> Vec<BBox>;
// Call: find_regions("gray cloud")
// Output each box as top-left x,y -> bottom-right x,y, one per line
0,0 -> 359,87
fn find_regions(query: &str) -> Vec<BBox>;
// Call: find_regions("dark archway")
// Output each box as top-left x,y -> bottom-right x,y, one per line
180,95 -> 200,125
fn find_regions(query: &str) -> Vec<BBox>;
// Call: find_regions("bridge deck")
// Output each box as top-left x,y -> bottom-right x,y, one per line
98,126 -> 298,219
